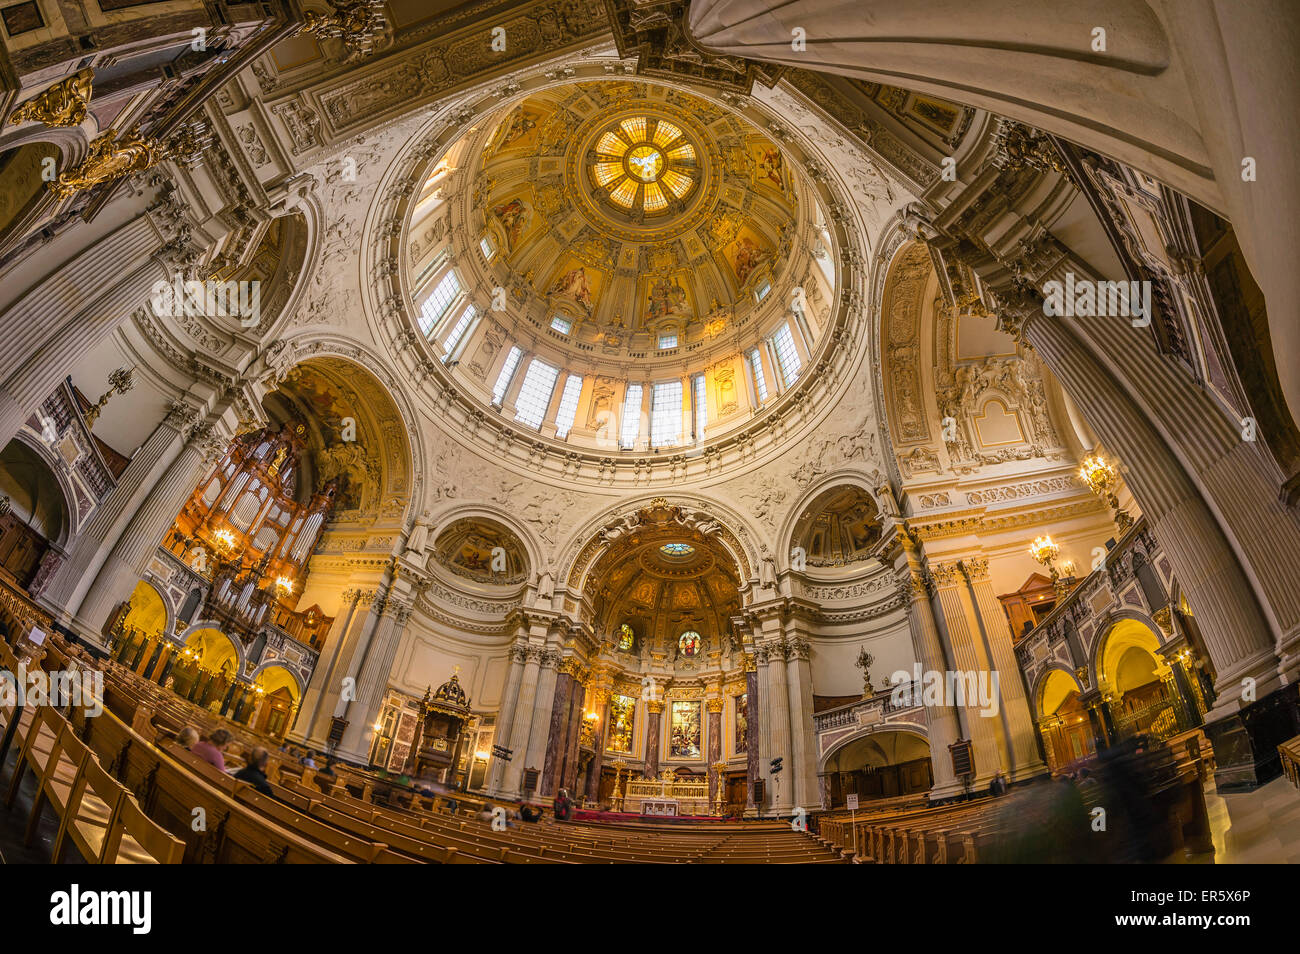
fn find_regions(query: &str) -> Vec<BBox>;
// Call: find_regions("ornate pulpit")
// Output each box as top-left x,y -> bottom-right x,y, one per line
411,672 -> 472,783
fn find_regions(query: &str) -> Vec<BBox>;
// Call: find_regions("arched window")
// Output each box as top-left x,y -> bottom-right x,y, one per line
617,623 -> 635,652
678,630 -> 701,657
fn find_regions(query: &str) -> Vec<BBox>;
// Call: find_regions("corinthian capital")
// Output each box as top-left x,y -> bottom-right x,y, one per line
164,399 -> 200,430
961,557 -> 990,583
925,561 -> 964,590
895,569 -> 926,603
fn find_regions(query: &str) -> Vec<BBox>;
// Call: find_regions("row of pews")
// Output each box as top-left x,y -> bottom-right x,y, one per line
818,730 -> 1216,863
818,797 -> 1002,863
0,596 -> 841,863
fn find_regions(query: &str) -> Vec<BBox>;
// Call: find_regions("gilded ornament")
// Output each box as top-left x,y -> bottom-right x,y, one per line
9,69 -> 93,128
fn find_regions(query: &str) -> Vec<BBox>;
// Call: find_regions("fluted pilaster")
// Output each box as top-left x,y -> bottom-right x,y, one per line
963,557 -> 1048,781
926,560 -> 1004,789
895,563 -> 963,797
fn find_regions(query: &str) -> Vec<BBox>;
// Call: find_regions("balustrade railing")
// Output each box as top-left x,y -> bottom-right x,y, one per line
813,683 -> 922,735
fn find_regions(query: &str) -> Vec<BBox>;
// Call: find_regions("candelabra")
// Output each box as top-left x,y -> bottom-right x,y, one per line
712,760 -> 727,816
611,760 -> 627,812
855,648 -> 875,697
84,367 -> 134,428
1029,534 -> 1067,599
1080,454 -> 1133,532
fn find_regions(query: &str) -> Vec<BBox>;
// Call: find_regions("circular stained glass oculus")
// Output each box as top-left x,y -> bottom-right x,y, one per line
678,630 -> 701,656
660,543 -> 695,557
617,623 -> 635,652
589,116 -> 697,215
626,144 -> 664,182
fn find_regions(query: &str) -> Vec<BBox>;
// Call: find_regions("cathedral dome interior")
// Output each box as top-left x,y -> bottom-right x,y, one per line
404,78 -> 831,453
0,0 -> 1296,891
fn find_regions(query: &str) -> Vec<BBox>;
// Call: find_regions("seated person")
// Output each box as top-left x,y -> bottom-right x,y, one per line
191,729 -> 232,771
299,749 -> 318,769
177,726 -> 200,750
313,757 -> 338,794
520,802 -> 543,823
234,746 -> 274,796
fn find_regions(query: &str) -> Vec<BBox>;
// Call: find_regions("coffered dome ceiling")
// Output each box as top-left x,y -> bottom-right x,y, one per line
588,523 -> 741,665
471,81 -> 802,353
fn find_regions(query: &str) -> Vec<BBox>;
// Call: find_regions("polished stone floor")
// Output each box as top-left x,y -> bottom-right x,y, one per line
1201,775 -> 1300,863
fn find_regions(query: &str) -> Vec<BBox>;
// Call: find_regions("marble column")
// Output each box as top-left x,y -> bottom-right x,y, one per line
963,558 -> 1048,781
336,595 -> 414,761
706,698 -> 724,805
926,561 -> 1004,790
644,699 -> 663,778
75,420 -> 225,645
541,669 -> 574,797
1024,313 -> 1279,709
521,649 -> 560,796
784,637 -> 818,811
487,644 -> 527,795
305,591 -> 384,749
763,641 -> 792,813
584,688 -> 609,801
686,1 -> 1300,427
501,646 -> 542,797
895,560 -> 963,799
293,590 -> 361,745
560,676 -> 587,794
744,659 -> 759,814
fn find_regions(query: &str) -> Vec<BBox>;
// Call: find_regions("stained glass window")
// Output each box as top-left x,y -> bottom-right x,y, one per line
678,630 -> 701,657
670,701 -> 702,759
607,694 -> 636,754
735,692 -> 748,754
660,543 -> 694,557
588,116 -> 698,215
616,623 -> 635,652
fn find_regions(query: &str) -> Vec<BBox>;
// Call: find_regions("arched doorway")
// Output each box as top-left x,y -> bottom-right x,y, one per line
0,438 -> 70,587
1097,618 -> 1179,741
822,730 -> 932,806
1036,668 -> 1093,774
111,580 -> 171,676
170,627 -> 243,713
